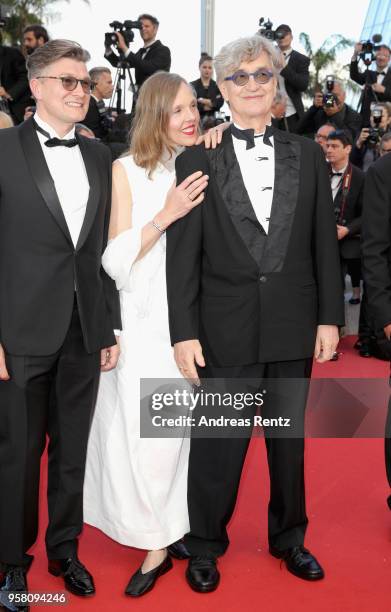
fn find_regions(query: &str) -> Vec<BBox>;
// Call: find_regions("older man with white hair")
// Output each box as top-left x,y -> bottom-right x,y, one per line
167,35 -> 344,592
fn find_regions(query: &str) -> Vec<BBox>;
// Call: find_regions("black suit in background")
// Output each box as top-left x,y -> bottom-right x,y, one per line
334,163 -> 364,261
0,45 -> 30,124
297,103 -> 362,141
167,127 -> 344,556
105,40 -> 171,90
0,119 -> 121,567
190,78 -> 224,124
83,96 -> 108,139
361,154 -> 391,495
349,61 -> 391,126
276,49 -> 310,133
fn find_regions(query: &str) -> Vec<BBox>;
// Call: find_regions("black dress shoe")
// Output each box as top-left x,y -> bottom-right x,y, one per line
359,343 -> 372,358
48,557 -> 95,596
167,539 -> 191,560
270,545 -> 324,581
186,556 -> 220,593
353,340 -> 362,350
349,297 -> 361,305
125,555 -> 173,597
0,565 -> 29,611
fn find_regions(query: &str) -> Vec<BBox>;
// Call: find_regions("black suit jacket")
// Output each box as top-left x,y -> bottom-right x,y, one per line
106,40 -> 171,88
362,153 -> 391,329
84,97 -> 107,139
279,50 -> 310,117
350,60 -> 391,125
0,118 -> 121,356
0,45 -> 30,124
297,104 -> 362,140
334,164 -> 364,259
166,127 -> 344,366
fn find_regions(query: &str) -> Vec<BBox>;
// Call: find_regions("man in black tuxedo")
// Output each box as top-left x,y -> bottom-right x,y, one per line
273,24 -> 310,133
84,66 -> 114,139
350,43 -> 391,126
361,153 -> 391,511
166,35 -> 344,592
0,40 -> 121,610
105,13 -> 170,91
0,42 -> 30,123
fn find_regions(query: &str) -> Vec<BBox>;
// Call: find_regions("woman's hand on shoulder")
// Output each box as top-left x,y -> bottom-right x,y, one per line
196,121 -> 231,149
155,171 -> 209,229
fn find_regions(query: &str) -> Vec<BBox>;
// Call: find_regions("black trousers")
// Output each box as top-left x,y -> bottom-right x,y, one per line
344,258 -> 361,289
0,299 -> 100,568
184,358 -> 312,557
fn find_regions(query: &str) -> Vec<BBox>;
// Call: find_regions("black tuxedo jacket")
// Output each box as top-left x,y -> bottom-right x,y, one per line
106,40 -> 171,88
83,97 -> 108,139
350,61 -> 391,125
362,153 -> 391,329
334,164 -> 364,259
0,45 -> 30,124
0,118 -> 121,356
166,127 -> 344,366
279,50 -> 310,117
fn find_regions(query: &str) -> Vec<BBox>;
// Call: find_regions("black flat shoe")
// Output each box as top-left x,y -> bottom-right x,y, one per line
349,297 -> 361,305
167,539 -> 191,560
48,556 -> 95,597
125,555 -> 173,597
330,351 -> 339,361
186,556 -> 220,593
0,565 -> 29,611
270,545 -> 324,581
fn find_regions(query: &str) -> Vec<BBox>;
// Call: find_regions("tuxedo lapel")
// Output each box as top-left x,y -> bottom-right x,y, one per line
74,135 -> 101,251
18,119 -> 73,246
261,129 -> 301,273
207,128 -> 266,267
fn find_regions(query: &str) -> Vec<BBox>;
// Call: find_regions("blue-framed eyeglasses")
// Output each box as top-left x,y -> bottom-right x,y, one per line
224,68 -> 274,87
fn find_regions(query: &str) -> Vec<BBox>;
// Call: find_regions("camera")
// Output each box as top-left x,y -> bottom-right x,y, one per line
367,105 -> 384,147
0,3 -> 11,28
104,20 -> 142,50
258,18 -> 285,42
359,33 -> 383,66
323,75 -> 338,108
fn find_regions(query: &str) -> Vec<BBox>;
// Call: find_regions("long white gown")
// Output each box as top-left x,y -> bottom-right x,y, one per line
83,153 -> 190,549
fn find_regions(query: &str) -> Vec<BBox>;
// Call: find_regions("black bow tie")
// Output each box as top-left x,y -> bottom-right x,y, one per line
377,71 -> 386,76
331,171 -> 343,177
231,123 -> 273,149
33,119 -> 78,148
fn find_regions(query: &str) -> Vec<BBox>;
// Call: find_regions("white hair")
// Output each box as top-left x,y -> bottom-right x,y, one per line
214,35 -> 284,84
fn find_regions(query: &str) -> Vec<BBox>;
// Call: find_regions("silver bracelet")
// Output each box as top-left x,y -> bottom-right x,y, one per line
151,219 -> 165,234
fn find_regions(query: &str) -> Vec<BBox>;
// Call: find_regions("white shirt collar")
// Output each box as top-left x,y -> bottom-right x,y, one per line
34,112 -> 75,140
331,163 -> 348,175
233,121 -> 269,137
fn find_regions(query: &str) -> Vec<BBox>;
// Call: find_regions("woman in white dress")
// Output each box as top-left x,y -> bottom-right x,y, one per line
83,72 -> 208,596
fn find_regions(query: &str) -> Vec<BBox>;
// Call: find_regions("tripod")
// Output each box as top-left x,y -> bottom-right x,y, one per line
110,58 -> 137,115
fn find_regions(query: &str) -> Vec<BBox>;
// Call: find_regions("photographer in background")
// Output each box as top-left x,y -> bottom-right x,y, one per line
22,24 -> 49,55
351,103 -> 390,171
315,123 -> 337,157
274,24 -> 310,133
297,79 -> 362,141
84,66 -> 114,139
0,34 -> 30,124
105,14 -> 170,90
350,42 -> 391,126
191,53 -> 223,129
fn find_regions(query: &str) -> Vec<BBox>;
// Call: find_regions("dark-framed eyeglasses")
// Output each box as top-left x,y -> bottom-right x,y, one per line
36,76 -> 93,94
224,68 -> 274,87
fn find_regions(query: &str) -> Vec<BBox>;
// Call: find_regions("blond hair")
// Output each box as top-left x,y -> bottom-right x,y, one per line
130,72 -> 191,178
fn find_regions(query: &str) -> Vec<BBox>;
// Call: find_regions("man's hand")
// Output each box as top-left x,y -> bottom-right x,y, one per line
115,32 -> 129,54
314,325 -> 340,363
337,225 -> 349,240
356,128 -> 370,149
384,324 -> 391,340
174,339 -> 205,385
100,336 -> 120,372
372,82 -> 385,94
0,343 -> 10,381
353,42 -> 362,59
324,98 -> 343,117
313,92 -> 323,108
196,121 -> 230,149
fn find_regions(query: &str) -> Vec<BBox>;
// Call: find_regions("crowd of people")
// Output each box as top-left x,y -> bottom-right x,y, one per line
0,13 -> 391,611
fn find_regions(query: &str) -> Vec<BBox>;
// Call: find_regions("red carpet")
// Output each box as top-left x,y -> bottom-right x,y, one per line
26,337 -> 390,611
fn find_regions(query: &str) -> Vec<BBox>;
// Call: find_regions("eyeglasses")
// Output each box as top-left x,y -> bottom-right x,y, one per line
36,76 -> 93,94
224,68 -> 274,87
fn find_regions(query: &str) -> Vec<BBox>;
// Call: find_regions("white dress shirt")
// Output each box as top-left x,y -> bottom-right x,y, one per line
330,164 -> 347,201
232,124 -> 275,234
377,70 -> 386,85
277,48 -> 296,117
34,113 -> 90,248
